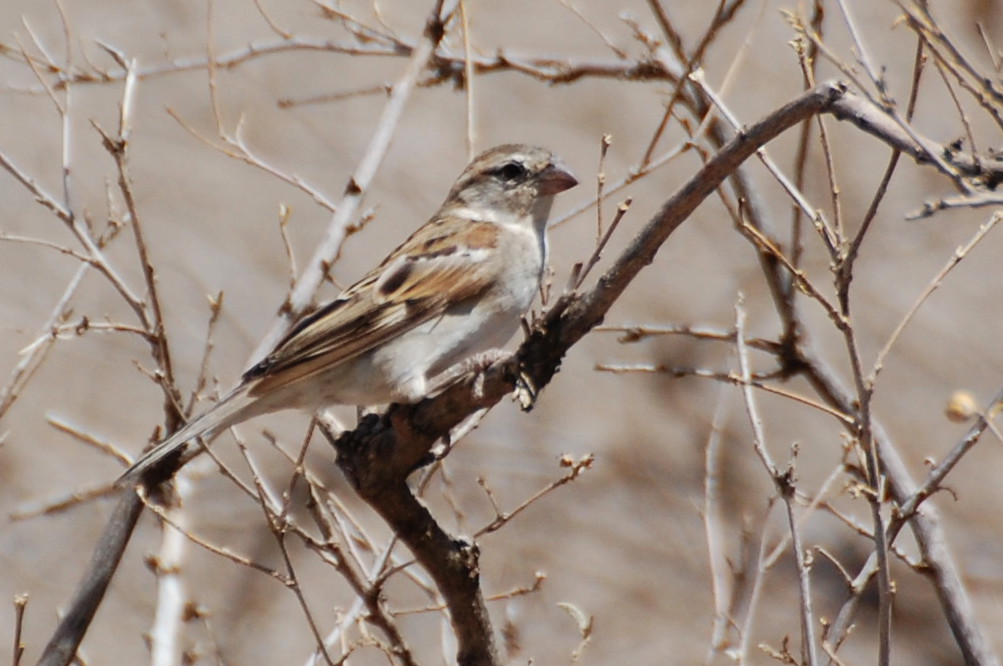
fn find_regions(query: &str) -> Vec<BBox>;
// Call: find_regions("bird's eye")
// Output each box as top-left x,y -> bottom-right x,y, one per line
495,161 -> 528,181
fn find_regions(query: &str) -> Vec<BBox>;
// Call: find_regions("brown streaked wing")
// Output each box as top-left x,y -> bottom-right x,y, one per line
245,217 -> 500,396
373,219 -> 500,303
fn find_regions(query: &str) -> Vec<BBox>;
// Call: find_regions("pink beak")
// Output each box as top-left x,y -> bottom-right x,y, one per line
538,159 -> 578,195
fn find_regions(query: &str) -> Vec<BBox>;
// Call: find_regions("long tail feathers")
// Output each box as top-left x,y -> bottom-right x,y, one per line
116,386 -> 257,488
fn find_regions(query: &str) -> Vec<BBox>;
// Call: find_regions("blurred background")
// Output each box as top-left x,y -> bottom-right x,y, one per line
2,0 -> 1002,663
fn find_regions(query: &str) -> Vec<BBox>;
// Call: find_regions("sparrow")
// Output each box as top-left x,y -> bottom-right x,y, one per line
117,144 -> 577,486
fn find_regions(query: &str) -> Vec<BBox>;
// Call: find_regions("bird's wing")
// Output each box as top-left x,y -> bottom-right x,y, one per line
244,218 -> 502,396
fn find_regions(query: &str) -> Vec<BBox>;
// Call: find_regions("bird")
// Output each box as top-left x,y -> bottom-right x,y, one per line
117,144 -> 577,487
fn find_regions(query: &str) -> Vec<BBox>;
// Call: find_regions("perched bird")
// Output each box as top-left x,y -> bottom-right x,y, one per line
118,144 -> 577,486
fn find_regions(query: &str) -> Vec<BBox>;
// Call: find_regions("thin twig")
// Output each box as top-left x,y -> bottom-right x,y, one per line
474,454 -> 593,538
867,213 -> 1001,387
149,476 -> 193,666
459,0 -> 475,159
0,262 -> 88,419
138,489 -> 292,584
735,299 -> 817,666
703,385 -> 734,660
13,594 -> 28,666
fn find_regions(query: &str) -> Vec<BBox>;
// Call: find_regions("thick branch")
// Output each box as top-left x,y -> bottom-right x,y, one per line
37,493 -> 144,666
332,425 -> 496,666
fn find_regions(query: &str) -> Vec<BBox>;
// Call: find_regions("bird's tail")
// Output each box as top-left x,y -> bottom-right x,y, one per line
116,385 -> 258,488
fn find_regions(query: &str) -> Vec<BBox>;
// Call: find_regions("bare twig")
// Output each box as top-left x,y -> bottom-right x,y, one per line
639,0 -> 747,166
148,476 -> 193,666
735,298 -> 817,665
166,110 -> 338,213
0,263 -> 88,419
43,416 -> 132,465
474,454 -> 593,537
788,0 -> 825,271
893,383 -> 1003,532
9,483 -> 119,521
702,385 -> 735,660
867,212 -> 1001,387
459,0 -> 475,159
12,594 -> 28,666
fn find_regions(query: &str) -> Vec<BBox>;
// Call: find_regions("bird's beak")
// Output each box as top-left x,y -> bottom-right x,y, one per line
538,159 -> 578,195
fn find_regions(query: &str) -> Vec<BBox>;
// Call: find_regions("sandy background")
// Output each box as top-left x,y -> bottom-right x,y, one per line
2,1 -> 1002,664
